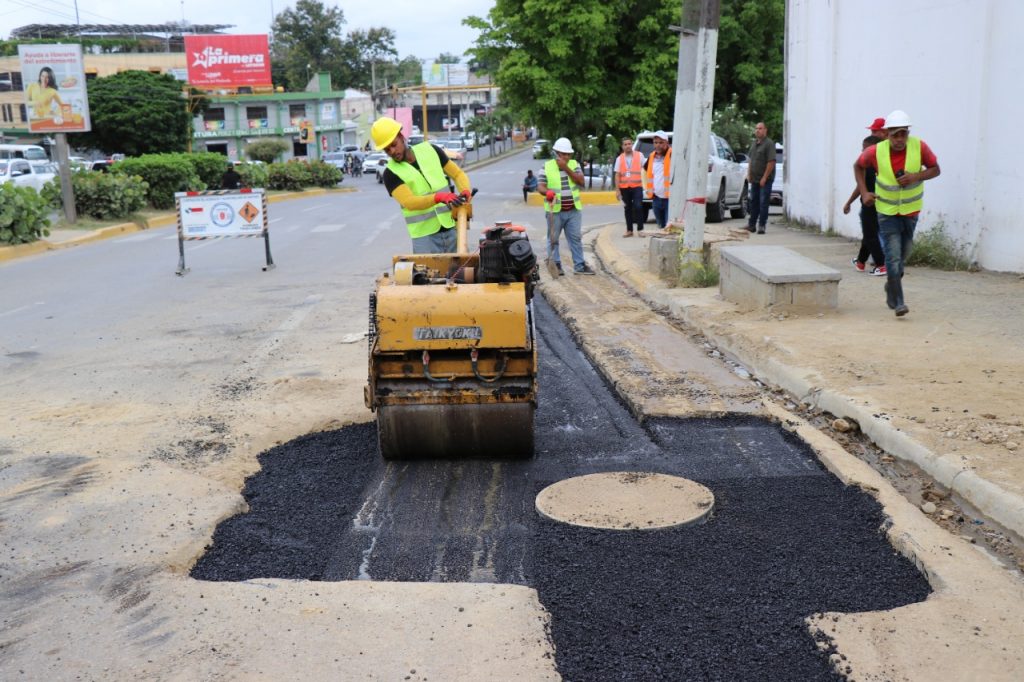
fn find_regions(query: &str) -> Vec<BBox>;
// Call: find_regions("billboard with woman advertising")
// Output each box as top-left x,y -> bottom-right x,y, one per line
17,44 -> 91,133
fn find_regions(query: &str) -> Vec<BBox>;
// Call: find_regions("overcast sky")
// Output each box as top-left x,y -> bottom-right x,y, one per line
0,0 -> 495,62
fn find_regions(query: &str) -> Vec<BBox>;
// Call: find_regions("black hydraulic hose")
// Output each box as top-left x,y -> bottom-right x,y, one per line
471,349 -> 507,383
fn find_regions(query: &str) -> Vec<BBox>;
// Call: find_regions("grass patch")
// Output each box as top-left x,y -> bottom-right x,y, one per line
907,222 -> 974,271
51,209 -> 167,232
679,261 -> 720,288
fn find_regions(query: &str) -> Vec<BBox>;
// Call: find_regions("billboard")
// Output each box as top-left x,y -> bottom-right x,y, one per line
184,35 -> 272,88
422,63 -> 469,87
18,44 -> 91,133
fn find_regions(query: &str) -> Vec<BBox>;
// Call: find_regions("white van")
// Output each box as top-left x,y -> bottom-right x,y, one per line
0,144 -> 49,163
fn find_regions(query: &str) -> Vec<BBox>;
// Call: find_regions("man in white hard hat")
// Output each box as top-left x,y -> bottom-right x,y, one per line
371,116 -> 472,254
537,137 -> 595,275
643,131 -> 672,230
854,109 -> 941,317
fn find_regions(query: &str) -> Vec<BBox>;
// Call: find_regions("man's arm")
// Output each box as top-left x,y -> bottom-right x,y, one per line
853,162 -> 873,206
899,164 -> 940,187
443,160 -> 470,194
761,159 -> 775,187
561,160 -> 584,187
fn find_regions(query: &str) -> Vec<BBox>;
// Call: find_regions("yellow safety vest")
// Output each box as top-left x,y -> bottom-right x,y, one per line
875,137 -> 923,216
644,148 -> 672,198
544,158 -> 582,213
387,142 -> 456,238
616,151 -> 643,188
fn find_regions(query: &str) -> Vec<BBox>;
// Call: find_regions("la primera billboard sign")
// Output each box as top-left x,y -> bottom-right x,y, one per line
184,34 -> 272,88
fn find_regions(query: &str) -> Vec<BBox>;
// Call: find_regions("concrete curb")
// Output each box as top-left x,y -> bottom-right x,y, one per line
593,224 -> 1024,540
0,188 -> 353,264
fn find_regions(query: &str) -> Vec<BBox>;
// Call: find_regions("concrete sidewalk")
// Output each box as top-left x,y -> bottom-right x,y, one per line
592,218 -> 1024,541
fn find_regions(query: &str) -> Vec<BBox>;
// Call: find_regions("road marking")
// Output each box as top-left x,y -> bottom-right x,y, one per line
0,301 -> 44,319
119,232 -> 162,243
311,223 -> 345,233
361,220 -> 393,246
300,203 -> 331,212
269,217 -> 283,224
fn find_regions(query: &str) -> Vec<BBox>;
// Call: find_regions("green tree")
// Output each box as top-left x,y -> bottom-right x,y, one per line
465,0 -> 784,141
74,71 -> 193,155
245,139 -> 290,163
436,52 -> 462,64
712,94 -> 757,156
271,0 -> 347,89
338,27 -> 399,91
715,0 -> 785,139
464,115 -> 492,163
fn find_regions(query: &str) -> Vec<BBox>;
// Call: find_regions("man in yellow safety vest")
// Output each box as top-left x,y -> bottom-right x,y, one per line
372,116 -> 472,253
854,109 -> 941,317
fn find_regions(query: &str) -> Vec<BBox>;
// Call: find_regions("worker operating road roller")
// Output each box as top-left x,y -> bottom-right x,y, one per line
372,116 -> 473,254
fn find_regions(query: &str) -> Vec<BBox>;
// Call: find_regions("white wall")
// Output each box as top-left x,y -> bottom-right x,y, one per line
785,0 -> 1024,272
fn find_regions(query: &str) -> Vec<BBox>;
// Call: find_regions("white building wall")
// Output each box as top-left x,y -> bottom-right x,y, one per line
785,0 -> 1024,272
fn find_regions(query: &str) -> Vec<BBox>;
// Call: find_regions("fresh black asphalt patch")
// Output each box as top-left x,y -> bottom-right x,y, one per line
191,295 -> 931,679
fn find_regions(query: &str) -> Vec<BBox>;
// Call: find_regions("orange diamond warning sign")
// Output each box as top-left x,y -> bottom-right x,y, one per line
239,201 -> 260,223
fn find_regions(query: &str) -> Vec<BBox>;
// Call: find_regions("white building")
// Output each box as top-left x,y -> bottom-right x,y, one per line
784,0 -> 1023,272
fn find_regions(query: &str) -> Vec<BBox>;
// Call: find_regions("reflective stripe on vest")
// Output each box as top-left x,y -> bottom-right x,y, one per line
543,158 -> 582,213
386,142 -> 456,237
644,148 -> 672,198
875,137 -> 923,216
616,151 -> 643,188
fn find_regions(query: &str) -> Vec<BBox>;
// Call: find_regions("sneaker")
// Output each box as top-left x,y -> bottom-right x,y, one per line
895,304 -> 909,317
557,265 -> 565,277
575,264 -> 596,275
756,228 -> 766,234
852,259 -> 866,272
746,225 -> 756,233
871,265 -> 887,276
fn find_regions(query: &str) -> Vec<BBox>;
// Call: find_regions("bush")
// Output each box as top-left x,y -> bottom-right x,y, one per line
267,160 -> 313,191
245,140 -> 289,163
907,221 -> 975,271
43,170 -> 148,220
116,154 -> 203,209
307,160 -> 342,187
236,162 -> 269,190
0,183 -> 51,244
188,152 -> 233,189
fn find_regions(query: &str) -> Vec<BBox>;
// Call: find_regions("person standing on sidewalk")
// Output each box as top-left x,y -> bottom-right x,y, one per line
854,109 -> 941,317
522,169 -> 538,202
538,137 -> 595,275
746,122 -> 776,234
843,135 -> 886,276
643,131 -> 672,230
614,136 -> 645,237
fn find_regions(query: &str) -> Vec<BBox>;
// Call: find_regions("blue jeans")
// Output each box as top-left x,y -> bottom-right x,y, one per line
877,214 -> 917,309
748,178 -> 773,229
546,208 -> 585,271
412,227 -> 456,254
652,196 -> 669,229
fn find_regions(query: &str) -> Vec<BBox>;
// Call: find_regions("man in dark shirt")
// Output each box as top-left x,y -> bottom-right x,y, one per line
746,122 -> 776,234
220,163 -> 242,190
372,116 -> 471,253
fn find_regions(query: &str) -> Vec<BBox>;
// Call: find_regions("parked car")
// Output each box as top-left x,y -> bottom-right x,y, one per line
771,143 -> 784,206
441,139 -> 465,162
581,162 -> 612,190
0,158 -> 55,191
88,159 -> 113,172
461,135 -> 476,151
532,139 -> 549,159
322,152 -> 348,172
633,130 -> 747,223
362,152 -> 387,175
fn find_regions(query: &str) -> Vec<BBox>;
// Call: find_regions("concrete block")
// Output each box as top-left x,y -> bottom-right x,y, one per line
647,233 -> 741,282
719,245 -> 841,310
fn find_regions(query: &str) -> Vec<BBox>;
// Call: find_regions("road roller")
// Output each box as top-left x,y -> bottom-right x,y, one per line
364,200 -> 538,459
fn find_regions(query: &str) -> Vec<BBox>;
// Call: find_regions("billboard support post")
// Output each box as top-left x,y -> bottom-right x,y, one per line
54,133 -> 76,224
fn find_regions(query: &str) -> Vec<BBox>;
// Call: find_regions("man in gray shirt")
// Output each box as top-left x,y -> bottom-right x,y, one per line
746,122 -> 776,234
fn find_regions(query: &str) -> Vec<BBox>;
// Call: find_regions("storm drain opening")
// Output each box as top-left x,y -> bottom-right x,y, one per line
535,471 -> 714,530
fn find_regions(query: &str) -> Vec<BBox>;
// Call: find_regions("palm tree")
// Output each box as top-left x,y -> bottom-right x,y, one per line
493,109 -> 515,153
464,116 -> 490,163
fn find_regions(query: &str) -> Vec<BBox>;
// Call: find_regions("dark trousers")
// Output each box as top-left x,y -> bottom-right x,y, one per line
620,186 -> 644,233
878,214 -> 918,309
652,196 -> 669,229
747,177 -> 773,229
857,206 -> 885,266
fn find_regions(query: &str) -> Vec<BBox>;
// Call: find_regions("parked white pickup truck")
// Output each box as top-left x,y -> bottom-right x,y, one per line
633,131 -> 748,223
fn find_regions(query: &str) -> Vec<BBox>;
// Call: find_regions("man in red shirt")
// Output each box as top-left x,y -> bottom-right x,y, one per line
854,110 -> 941,317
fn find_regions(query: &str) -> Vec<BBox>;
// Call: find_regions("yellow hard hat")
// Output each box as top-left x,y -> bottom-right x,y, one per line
371,117 -> 402,150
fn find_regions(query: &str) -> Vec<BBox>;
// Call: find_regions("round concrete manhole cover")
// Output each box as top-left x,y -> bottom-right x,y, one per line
535,472 -> 715,530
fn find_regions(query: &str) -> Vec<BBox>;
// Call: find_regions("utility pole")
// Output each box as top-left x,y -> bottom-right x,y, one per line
668,0 -> 720,283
